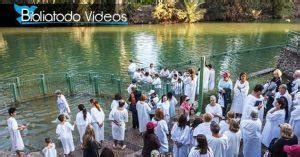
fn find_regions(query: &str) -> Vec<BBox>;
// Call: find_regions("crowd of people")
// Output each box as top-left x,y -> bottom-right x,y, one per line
6,60 -> 300,157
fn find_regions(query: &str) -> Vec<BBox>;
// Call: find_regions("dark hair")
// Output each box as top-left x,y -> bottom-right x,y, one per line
100,147 -> 114,157
178,71 -> 183,76
8,107 -> 16,116
167,92 -> 173,99
145,72 -> 149,76
277,97 -> 286,109
210,121 -> 220,134
144,127 -> 155,139
196,134 -> 209,154
154,74 -> 159,78
89,99 -> 95,104
58,114 -> 65,122
45,137 -> 52,144
239,72 -> 247,80
180,95 -> 188,105
229,120 -> 240,133
161,94 -> 167,102
174,73 -> 178,77
253,84 -> 264,92
207,64 -> 213,69
132,79 -> 137,84
178,115 -> 188,130
78,104 -> 87,121
119,100 -> 126,108
191,117 -> 203,129
114,93 -> 122,100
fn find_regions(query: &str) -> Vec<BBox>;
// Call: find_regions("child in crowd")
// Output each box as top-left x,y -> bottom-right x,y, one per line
42,138 -> 57,157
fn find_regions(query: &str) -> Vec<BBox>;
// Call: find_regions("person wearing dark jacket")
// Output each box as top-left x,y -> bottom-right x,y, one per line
82,125 -> 100,157
128,87 -> 141,129
269,123 -> 298,157
142,122 -> 161,157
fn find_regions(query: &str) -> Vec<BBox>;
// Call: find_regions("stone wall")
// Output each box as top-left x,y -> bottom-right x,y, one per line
277,47 -> 300,78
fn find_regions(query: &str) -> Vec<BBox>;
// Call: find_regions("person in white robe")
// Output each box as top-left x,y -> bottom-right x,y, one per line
219,111 -> 235,134
168,92 -> 178,118
289,105 -> 300,141
42,138 -> 57,157
272,84 -> 292,121
148,63 -> 156,76
76,104 -> 92,143
128,59 -> 137,77
56,114 -> 75,155
55,90 -> 71,117
262,97 -> 286,147
203,66 -> 210,91
241,111 -> 262,157
184,68 -> 198,104
110,94 -> 128,111
108,100 -> 128,149
136,95 -> 152,133
223,120 -> 241,157
154,109 -> 169,154
207,64 -> 215,91
207,122 -> 228,157
217,71 -> 233,111
193,113 -> 213,145
173,78 -> 184,96
230,72 -> 249,116
291,70 -> 300,96
157,95 -> 171,123
142,72 -> 153,84
188,134 -> 214,157
127,80 -> 137,94
7,107 -> 26,157
90,101 -> 105,143
205,95 -> 223,123
160,67 -> 170,78
133,69 -> 142,82
171,115 -> 190,157
242,84 -> 265,122
153,74 -> 162,95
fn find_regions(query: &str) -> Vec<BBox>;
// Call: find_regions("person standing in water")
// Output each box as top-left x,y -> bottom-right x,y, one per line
55,90 -> 71,119
76,104 -> 92,143
56,114 -> 75,156
7,107 -> 26,157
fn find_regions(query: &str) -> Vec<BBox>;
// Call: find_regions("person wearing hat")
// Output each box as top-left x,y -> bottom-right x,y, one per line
262,97 -> 286,148
217,70 -> 233,115
240,110 -> 262,157
269,123 -> 298,157
142,122 -> 160,157
55,90 -> 71,118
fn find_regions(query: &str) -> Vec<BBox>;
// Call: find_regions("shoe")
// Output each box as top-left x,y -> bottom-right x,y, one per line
120,145 -> 126,150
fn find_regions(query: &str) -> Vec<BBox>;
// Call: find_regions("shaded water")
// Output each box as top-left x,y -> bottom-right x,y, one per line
0,23 -> 300,151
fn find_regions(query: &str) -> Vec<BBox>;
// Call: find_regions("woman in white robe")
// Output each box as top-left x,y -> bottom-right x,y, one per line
230,72 -> 249,116
261,98 -> 286,147
56,114 -> 75,155
223,120 -> 241,157
188,134 -> 214,157
110,94 -> 128,111
154,108 -> 169,154
241,111 -> 262,157
55,90 -> 71,117
217,71 -> 233,110
205,95 -> 223,123
108,100 -> 128,149
184,68 -> 197,104
157,95 -> 171,123
168,93 -> 178,118
90,101 -> 105,143
203,66 -> 210,91
42,138 -> 57,157
136,95 -> 151,133
207,64 -> 215,91
289,105 -> 300,140
173,78 -> 184,95
76,104 -> 92,143
171,115 -> 190,157
7,107 -> 26,155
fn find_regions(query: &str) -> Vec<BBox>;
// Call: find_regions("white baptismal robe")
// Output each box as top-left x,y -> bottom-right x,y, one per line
241,119 -> 262,157
42,143 -> 57,157
231,80 -> 249,114
155,119 -> 169,153
75,111 -> 92,142
171,123 -> 190,157
108,108 -> 128,141
242,94 -> 265,122
56,122 -> 75,154
91,107 -> 105,142
7,117 -> 25,151
207,135 -> 228,157
224,130 -> 242,157
136,101 -> 151,133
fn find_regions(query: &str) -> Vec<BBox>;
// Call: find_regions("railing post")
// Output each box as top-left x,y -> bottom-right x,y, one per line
197,56 -> 205,114
66,73 -> 74,95
15,77 -> 21,97
11,83 -> 19,102
93,76 -> 100,97
117,79 -> 122,94
88,71 -> 93,83
40,74 -> 47,95
166,83 -> 171,93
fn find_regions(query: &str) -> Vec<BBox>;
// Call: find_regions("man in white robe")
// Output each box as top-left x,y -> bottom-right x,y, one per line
207,122 -> 228,157
7,107 -> 26,157
242,84 -> 265,122
289,105 -> 300,141
207,64 -> 215,91
193,113 -> 213,145
272,84 -> 292,120
241,111 -> 262,157
55,90 -> 71,119
205,95 -> 223,123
